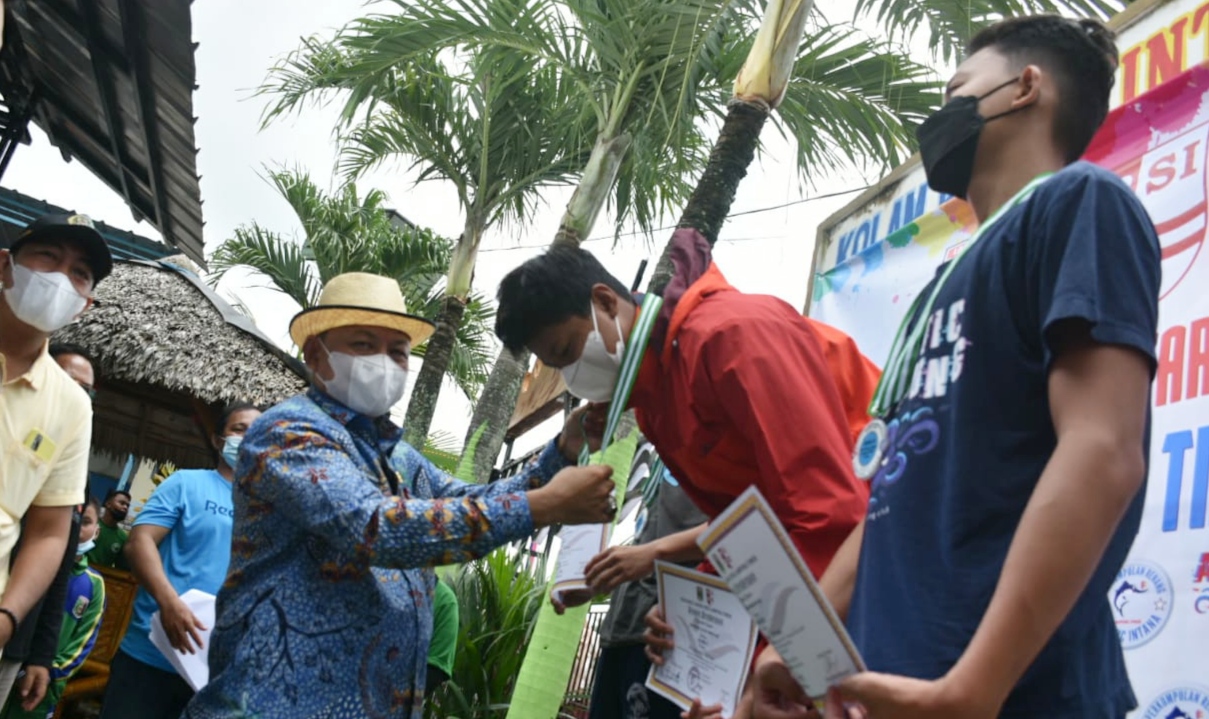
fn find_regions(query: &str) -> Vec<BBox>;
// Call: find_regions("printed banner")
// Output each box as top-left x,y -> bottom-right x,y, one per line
811,63 -> 1209,715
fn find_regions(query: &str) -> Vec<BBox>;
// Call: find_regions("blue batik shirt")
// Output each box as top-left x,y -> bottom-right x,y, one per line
847,163 -> 1161,718
184,388 -> 569,719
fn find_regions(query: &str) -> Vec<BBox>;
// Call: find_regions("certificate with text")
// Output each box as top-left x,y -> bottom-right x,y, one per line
550,523 -> 610,602
698,486 -> 865,699
645,562 -> 758,716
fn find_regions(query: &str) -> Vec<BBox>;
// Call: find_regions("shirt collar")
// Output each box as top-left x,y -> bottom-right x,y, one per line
307,386 -> 404,447
0,341 -> 51,390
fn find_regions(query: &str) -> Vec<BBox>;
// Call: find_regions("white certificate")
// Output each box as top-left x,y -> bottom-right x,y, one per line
550,523 -> 610,602
149,588 -> 216,691
697,486 -> 865,699
645,562 -> 758,717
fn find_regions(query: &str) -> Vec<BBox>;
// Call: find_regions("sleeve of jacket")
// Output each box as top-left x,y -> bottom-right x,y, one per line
26,512 -> 80,668
239,418 -> 540,569
805,317 -> 882,444
51,570 -> 106,681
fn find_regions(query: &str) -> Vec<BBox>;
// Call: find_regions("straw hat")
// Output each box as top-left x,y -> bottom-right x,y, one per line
289,272 -> 436,348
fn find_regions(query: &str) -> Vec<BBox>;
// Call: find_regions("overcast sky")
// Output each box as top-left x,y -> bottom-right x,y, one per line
1,0 -> 944,458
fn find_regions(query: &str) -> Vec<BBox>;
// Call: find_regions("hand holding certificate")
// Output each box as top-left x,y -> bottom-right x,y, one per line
645,562 -> 758,717
697,487 -> 865,700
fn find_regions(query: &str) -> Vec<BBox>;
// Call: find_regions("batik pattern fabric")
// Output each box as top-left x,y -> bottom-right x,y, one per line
184,388 -> 568,719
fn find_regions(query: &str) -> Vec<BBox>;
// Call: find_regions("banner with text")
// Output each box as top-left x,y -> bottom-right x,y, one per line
811,63 -> 1209,716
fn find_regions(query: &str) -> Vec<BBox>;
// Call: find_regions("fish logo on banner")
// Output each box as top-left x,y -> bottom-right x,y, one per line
1111,560 -> 1174,649
1112,97 -> 1209,300
1140,686 -> 1209,719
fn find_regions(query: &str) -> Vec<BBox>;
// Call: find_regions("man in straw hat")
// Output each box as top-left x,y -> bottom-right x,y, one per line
186,272 -> 617,719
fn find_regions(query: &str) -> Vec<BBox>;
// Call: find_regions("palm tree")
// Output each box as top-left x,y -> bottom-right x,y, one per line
333,0 -> 942,481
261,4 -> 596,448
208,168 -> 496,403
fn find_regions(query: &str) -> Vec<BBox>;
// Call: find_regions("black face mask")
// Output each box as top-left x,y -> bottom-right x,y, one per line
108,507 -> 128,522
917,77 -> 1022,198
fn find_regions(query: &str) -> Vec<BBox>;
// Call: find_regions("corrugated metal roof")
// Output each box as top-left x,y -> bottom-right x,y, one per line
0,0 -> 205,265
0,184 -> 174,262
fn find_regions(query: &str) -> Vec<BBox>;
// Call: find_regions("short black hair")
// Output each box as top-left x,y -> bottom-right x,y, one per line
217,401 -> 258,435
49,342 -> 94,367
104,489 -> 131,502
495,246 -> 632,353
84,497 -> 102,517
968,15 -> 1117,162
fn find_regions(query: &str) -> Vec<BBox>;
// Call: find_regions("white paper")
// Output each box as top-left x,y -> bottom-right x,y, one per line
550,523 -> 610,602
149,589 -> 216,691
645,562 -> 758,717
697,487 -> 865,699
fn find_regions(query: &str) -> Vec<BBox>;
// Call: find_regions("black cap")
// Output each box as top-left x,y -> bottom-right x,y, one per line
10,213 -> 114,285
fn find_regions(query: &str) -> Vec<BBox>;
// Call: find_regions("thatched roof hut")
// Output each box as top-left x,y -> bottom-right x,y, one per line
55,257 -> 307,467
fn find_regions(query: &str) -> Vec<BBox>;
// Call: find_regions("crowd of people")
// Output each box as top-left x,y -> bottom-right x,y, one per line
0,12 -> 1164,719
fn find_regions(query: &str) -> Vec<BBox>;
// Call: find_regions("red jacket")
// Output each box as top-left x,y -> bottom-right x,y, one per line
630,239 -> 878,578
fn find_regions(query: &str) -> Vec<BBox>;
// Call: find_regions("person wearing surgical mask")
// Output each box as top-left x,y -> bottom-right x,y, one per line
0,213 -> 109,671
100,402 -> 262,719
185,272 -> 618,719
0,500 -> 105,719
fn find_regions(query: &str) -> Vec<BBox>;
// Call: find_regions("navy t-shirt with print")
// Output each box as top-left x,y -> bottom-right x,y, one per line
847,162 -> 1161,718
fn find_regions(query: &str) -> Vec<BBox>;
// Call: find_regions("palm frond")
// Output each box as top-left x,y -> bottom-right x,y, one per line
852,0 -> 1127,63
773,25 -> 942,175
208,224 -> 319,309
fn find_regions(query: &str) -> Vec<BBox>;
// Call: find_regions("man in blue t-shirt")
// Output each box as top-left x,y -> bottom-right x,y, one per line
98,402 -> 261,719
752,16 -> 1160,719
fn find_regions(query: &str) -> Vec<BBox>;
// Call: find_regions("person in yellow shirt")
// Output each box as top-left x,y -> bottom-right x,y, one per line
0,213 -> 111,664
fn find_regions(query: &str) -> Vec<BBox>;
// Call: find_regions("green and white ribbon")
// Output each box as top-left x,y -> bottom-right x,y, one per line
868,173 -> 1053,418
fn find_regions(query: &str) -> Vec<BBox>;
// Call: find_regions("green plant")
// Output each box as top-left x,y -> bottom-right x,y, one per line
425,548 -> 549,719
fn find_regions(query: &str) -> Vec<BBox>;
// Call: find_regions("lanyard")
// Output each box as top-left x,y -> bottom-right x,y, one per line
579,293 -> 663,465
641,456 -> 667,508
868,173 -> 1053,418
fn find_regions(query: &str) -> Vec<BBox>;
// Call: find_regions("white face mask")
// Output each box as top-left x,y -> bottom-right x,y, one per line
560,304 -> 625,403
320,342 -> 408,418
2,263 -> 88,333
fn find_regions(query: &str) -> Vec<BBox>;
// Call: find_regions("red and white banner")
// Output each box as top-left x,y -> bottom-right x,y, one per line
1085,63 -> 1209,717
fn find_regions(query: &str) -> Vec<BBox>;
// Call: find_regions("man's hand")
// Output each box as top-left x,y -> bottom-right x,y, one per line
585,544 -> 656,593
18,665 -> 50,710
557,403 -> 608,461
551,588 -> 595,615
642,603 -> 674,665
824,673 -> 993,719
161,594 -> 207,654
528,465 -> 615,527
750,646 -> 817,719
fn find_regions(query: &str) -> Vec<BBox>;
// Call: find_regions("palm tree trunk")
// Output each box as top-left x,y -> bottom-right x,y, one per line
403,293 -> 468,448
463,133 -> 632,481
648,100 -> 769,294
462,346 -> 529,481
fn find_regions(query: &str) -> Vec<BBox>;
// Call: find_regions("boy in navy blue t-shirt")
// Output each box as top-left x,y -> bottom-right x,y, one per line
751,15 -> 1160,719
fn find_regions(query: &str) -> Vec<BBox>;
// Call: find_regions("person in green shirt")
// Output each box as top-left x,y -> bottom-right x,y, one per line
426,579 -> 459,693
2,500 -> 106,719
87,490 -> 130,570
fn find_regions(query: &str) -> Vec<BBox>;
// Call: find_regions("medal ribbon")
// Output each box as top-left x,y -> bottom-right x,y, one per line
868,173 -> 1053,418
579,293 -> 663,464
